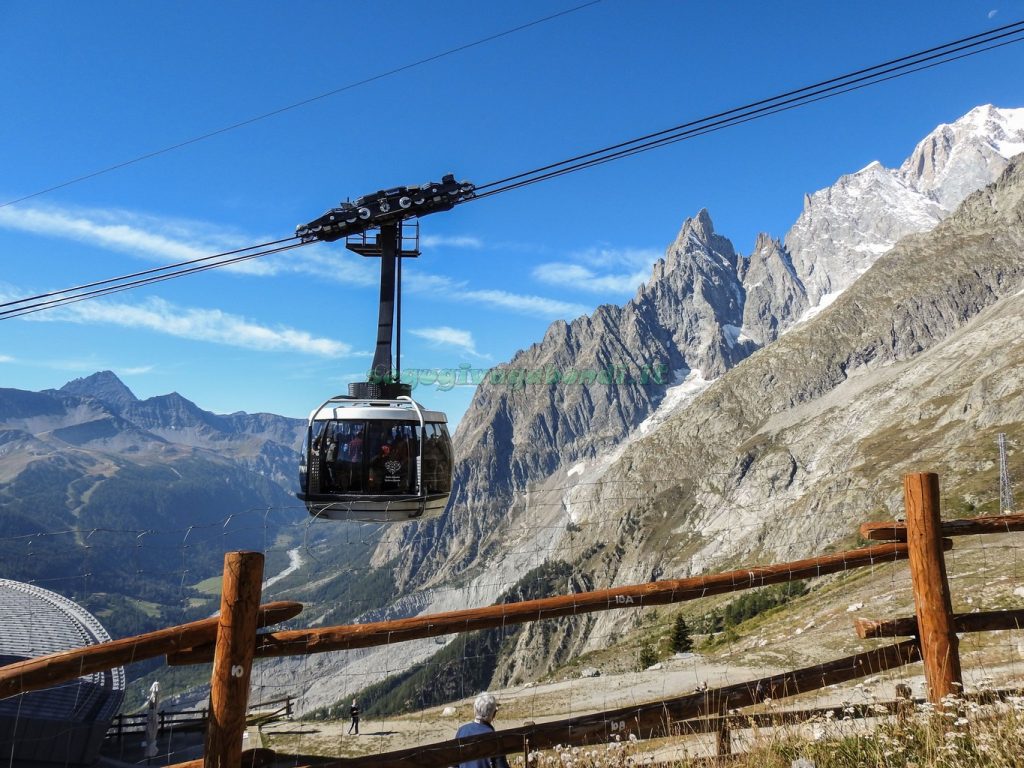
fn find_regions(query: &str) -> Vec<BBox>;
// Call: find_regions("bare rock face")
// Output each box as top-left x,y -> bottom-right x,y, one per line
739,233 -> 807,346
381,106 -> 1024,592
785,160 -> 946,306
377,210 -> 758,586
580,154 -> 1024,589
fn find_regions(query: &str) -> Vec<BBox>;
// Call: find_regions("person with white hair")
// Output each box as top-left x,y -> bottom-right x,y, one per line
454,692 -> 510,768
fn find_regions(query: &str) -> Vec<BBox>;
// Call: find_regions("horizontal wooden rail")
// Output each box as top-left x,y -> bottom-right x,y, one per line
677,684 -> 1024,735
0,601 -> 301,700
855,609 -> 1024,638
169,542 -> 920,665
190,640 -> 918,768
678,699 -> 911,735
862,512 -> 1024,541
108,710 -> 208,736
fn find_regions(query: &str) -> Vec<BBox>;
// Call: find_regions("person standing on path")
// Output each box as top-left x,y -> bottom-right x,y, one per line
455,693 -> 510,768
348,699 -> 360,735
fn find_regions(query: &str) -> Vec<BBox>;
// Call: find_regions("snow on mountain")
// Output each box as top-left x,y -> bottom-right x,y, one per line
899,104 -> 1024,209
789,105 -> 1024,309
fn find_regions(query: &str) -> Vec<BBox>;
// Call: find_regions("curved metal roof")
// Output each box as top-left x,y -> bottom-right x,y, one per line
309,398 -> 447,423
0,580 -> 125,766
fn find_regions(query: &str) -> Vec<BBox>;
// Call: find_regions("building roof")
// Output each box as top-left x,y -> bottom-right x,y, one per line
0,579 -> 125,766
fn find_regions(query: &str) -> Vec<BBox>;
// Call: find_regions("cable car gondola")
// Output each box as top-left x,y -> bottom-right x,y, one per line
299,393 -> 453,522
295,175 -> 474,522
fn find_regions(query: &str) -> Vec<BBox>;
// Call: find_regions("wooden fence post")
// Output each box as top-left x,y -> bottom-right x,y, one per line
904,473 -> 962,704
204,551 -> 264,768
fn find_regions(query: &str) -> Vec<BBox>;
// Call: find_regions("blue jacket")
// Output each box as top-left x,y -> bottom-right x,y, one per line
454,720 -> 510,768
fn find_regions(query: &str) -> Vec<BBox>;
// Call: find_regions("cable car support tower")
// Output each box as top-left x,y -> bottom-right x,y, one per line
297,174 -> 476,398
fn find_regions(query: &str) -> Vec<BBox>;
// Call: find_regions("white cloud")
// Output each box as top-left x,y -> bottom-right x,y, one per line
0,204 -> 231,262
575,246 -> 663,269
0,203 -> 379,285
0,354 -> 13,363
420,234 -> 483,249
404,272 -> 464,293
532,245 -> 661,294
32,296 -> 354,357
403,271 -> 584,319
457,289 -> 589,318
410,326 -> 488,358
532,262 -> 650,293
118,365 -> 155,375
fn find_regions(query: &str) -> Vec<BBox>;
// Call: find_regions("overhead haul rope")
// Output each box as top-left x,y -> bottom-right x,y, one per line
0,238 -> 305,319
469,18 -> 1024,200
2,18 -> 1022,319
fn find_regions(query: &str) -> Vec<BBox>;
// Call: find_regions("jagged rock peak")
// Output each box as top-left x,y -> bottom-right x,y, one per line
751,231 -> 780,254
661,208 -> 738,276
787,105 -> 1024,308
60,370 -> 138,409
683,207 -> 715,240
739,233 -> 806,346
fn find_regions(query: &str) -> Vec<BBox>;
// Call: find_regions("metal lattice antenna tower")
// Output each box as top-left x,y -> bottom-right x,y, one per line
998,433 -> 1016,514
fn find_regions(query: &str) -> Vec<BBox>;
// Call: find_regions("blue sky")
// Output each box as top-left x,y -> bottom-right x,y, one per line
1,0 -> 1022,428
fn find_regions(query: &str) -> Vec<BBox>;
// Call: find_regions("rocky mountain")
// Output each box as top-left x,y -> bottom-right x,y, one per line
376,105 -> 1024,597
248,106 -> 1024,715
560,152 -> 1024,656
0,372 -> 308,638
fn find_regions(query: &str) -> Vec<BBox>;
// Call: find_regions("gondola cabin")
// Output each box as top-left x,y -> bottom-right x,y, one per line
298,395 -> 453,522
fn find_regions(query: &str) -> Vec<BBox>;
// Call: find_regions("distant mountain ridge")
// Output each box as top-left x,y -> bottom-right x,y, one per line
0,371 -> 307,638
58,370 -> 139,409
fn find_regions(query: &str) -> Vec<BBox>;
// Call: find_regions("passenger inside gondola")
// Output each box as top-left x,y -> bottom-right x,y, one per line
368,442 -> 393,491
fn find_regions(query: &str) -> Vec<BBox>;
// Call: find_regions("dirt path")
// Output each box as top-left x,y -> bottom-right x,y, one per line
260,654 -> 776,758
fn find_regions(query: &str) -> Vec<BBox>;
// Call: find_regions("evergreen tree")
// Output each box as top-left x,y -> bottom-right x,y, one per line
638,642 -> 658,670
670,615 -> 693,653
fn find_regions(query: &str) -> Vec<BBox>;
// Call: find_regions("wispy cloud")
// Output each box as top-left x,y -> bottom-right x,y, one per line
0,354 -> 14,363
410,326 -> 489,358
31,296 -> 354,357
457,289 -> 589,318
119,365 -> 155,375
420,234 -> 483,249
0,204 -> 224,262
404,272 -> 586,319
404,272 -> 463,293
578,246 -> 663,270
532,245 -> 661,294
532,263 -> 651,293
0,203 -> 379,285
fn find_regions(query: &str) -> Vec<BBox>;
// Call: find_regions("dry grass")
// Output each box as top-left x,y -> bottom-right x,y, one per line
519,695 -> 1024,767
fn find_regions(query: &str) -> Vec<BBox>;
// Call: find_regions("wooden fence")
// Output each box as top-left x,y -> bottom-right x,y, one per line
106,697 -> 294,739
1,471 -> 1023,767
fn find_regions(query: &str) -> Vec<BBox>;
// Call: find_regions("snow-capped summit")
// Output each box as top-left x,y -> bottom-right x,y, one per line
786,155 -> 945,305
788,104 -> 1024,307
898,105 -> 1024,209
